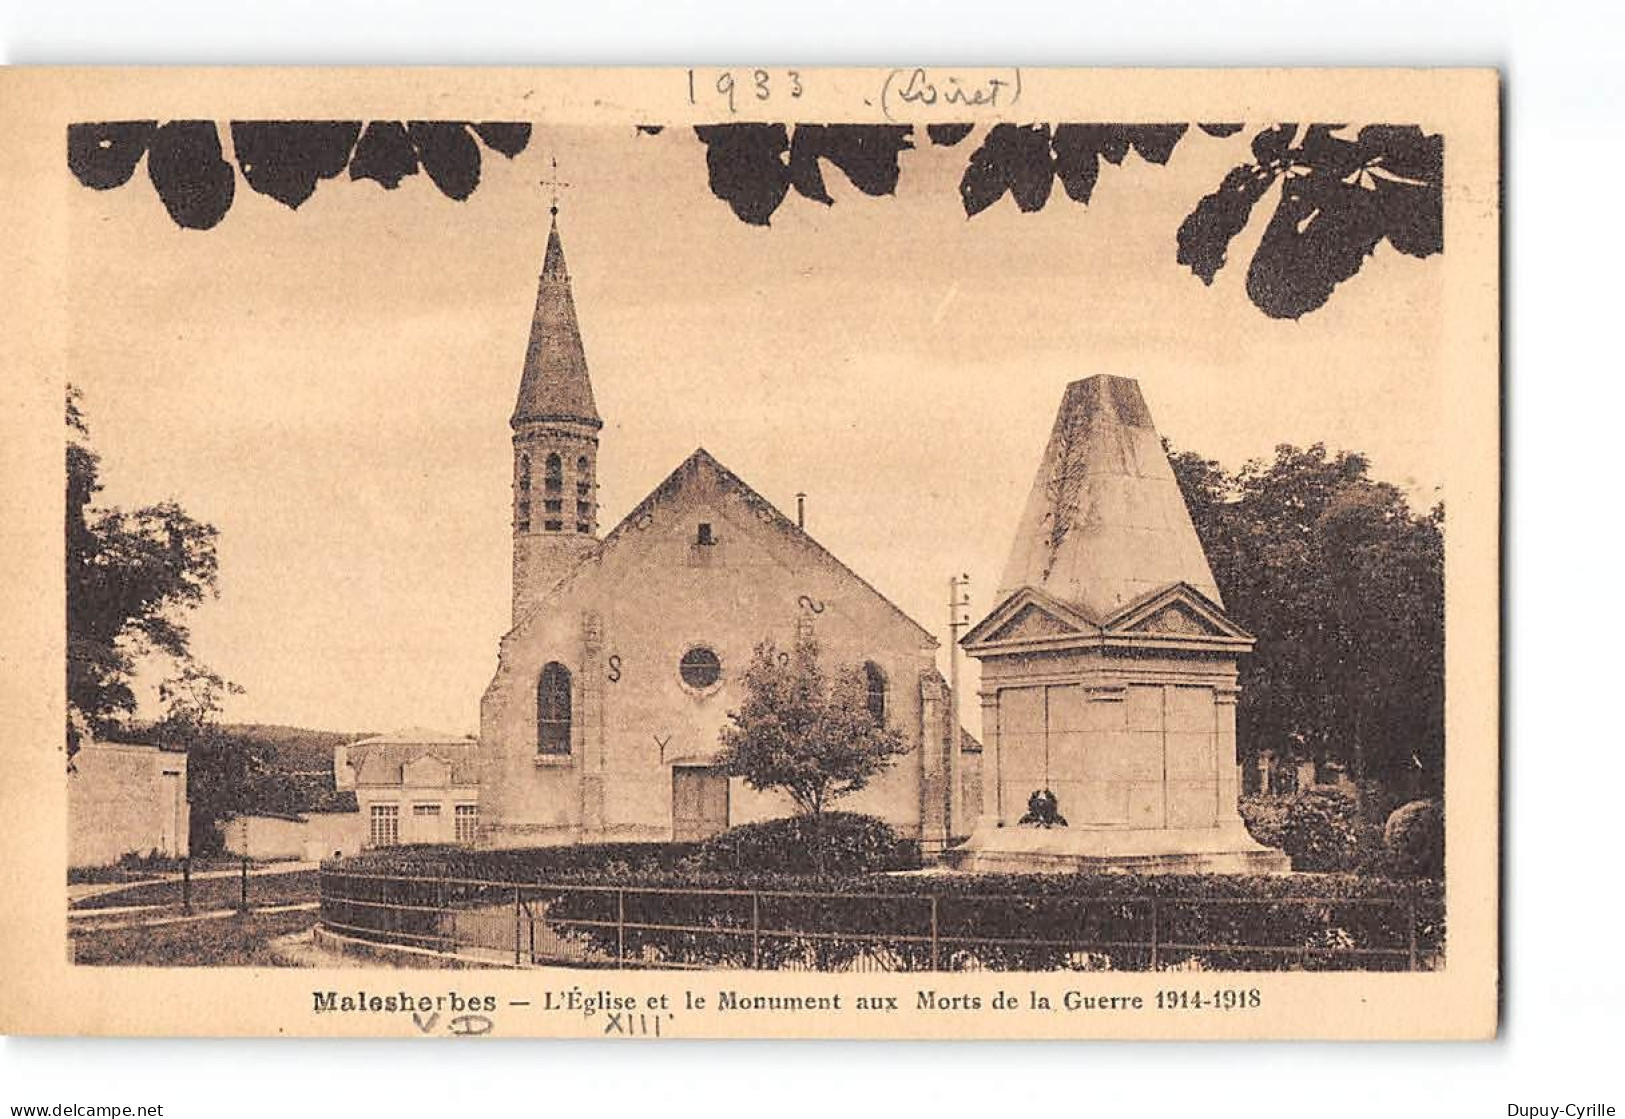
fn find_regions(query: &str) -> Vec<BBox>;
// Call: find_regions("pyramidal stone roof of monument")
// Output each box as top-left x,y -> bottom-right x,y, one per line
996,374 -> 1223,621
512,211 -> 602,429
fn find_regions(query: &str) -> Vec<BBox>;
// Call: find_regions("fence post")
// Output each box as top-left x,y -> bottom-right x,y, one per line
751,893 -> 761,970
616,889 -> 626,967
1149,898 -> 1159,971
929,895 -> 940,971
239,854 -> 249,913
513,886 -> 522,967
1407,900 -> 1418,972
181,857 -> 192,915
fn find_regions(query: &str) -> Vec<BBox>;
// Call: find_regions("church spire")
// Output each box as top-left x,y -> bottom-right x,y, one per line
512,209 -> 601,430
509,188 -> 604,625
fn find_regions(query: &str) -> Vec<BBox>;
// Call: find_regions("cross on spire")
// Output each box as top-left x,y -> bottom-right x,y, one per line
539,157 -> 571,216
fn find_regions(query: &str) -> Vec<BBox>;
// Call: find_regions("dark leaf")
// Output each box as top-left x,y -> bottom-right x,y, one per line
1199,123 -> 1244,138
1177,163 -> 1278,284
349,121 -> 420,189
1125,124 -> 1188,165
1250,123 -> 1299,166
1048,125 -> 1102,204
1246,175 -> 1387,319
67,121 -> 156,190
694,124 -> 790,225
231,121 -> 361,209
1375,177 -> 1442,259
960,124 -> 1053,216
926,123 -> 974,146
407,121 -> 482,201
146,121 -> 235,230
788,124 -> 912,205
470,121 -> 532,158
1359,124 -> 1442,186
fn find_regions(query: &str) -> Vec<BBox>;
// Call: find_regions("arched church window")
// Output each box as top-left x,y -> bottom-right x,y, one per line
864,662 -> 887,723
518,454 -> 531,492
537,662 -> 572,754
678,646 -> 722,690
575,455 -> 591,496
544,453 -> 563,494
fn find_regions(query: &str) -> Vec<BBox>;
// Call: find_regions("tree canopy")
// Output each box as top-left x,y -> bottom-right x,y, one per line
1168,441 -> 1444,805
716,634 -> 910,816
66,386 -> 223,760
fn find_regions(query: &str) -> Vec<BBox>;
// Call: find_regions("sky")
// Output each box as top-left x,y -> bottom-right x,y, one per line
69,123 -> 1446,737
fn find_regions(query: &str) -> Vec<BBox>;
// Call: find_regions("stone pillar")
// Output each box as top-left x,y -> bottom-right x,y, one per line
1214,683 -> 1241,824
578,610 -> 606,837
979,689 -> 1002,827
917,671 -> 949,856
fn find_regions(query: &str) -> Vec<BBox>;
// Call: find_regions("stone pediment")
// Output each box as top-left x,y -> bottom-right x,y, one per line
961,586 -> 1099,651
1104,582 -> 1253,644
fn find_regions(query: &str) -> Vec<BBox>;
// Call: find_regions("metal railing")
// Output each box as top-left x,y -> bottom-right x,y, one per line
319,869 -> 1432,972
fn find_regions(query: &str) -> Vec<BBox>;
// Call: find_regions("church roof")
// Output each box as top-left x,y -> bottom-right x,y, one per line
511,212 -> 601,429
995,375 -> 1223,621
525,447 -> 936,647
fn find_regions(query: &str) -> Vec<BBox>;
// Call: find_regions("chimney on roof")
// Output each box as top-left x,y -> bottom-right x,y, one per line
795,492 -> 807,529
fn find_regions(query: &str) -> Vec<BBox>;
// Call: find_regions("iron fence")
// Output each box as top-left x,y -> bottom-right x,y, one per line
319,869 -> 1433,972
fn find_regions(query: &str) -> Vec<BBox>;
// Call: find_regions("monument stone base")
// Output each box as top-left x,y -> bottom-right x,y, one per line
946,821 -> 1292,876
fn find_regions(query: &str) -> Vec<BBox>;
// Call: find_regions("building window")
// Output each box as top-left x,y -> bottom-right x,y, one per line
413,804 -> 441,817
544,453 -> 563,493
537,662 -> 572,754
678,646 -> 722,690
369,804 -> 399,847
518,454 -> 531,492
696,522 -> 715,546
455,804 -> 478,843
575,455 -> 591,495
864,661 -> 887,723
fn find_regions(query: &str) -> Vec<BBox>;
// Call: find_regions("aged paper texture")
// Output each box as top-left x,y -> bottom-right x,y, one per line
0,66 -> 1499,1039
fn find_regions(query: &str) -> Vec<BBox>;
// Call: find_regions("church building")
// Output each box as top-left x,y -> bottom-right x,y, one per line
477,209 -> 977,853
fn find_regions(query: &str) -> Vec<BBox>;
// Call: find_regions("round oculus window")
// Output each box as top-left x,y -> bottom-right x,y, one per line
678,646 -> 722,689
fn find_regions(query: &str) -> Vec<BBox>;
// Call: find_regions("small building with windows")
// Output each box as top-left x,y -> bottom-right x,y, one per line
478,210 -> 977,854
335,728 -> 480,849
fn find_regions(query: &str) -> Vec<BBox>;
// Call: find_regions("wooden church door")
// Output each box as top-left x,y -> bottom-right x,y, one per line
672,767 -> 730,841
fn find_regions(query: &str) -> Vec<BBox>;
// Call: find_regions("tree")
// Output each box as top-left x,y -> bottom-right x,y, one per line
1168,441 -> 1444,809
716,633 -> 909,818
66,385 -> 224,761
149,663 -> 258,856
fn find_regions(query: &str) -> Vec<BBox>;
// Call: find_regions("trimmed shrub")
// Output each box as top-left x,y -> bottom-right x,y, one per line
1382,800 -> 1444,879
1279,789 -> 1384,872
334,841 -> 701,879
697,813 -> 917,876
1238,794 -> 1292,849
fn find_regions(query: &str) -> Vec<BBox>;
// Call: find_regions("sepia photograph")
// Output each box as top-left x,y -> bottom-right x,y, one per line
1,65 -> 1499,1040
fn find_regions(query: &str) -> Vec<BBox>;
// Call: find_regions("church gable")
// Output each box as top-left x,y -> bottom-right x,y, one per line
516,448 -> 934,647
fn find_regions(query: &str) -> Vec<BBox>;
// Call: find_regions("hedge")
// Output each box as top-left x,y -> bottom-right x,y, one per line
322,846 -> 1442,972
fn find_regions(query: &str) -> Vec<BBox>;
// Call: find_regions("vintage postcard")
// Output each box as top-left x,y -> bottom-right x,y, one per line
0,66 -> 1499,1039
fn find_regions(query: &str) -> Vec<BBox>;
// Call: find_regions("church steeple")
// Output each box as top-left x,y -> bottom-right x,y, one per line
510,199 -> 603,625
511,212 -> 602,430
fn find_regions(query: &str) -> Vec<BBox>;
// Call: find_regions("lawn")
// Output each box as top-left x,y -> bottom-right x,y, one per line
72,870 -> 320,911
71,909 -> 316,967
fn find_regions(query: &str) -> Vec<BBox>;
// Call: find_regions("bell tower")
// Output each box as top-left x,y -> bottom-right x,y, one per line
510,188 -> 602,624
